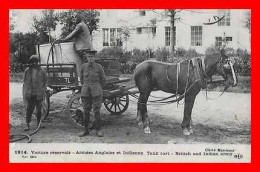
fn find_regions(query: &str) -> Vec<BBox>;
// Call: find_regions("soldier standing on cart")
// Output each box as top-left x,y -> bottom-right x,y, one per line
60,16 -> 106,137
60,16 -> 92,61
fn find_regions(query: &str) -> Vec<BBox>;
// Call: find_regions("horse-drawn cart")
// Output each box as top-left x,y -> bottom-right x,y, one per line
36,41 -> 132,128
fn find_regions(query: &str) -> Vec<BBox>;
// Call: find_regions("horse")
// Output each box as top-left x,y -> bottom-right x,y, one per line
133,50 -> 238,135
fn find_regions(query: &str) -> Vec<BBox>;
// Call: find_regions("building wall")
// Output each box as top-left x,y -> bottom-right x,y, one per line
93,9 -> 250,54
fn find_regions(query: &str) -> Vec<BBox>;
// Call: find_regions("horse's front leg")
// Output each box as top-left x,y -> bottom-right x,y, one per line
182,92 -> 198,136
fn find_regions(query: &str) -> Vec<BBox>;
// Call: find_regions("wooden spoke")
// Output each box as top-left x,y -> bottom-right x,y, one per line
104,95 -> 129,115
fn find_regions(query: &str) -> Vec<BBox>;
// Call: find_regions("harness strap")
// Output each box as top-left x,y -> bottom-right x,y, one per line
176,63 -> 180,105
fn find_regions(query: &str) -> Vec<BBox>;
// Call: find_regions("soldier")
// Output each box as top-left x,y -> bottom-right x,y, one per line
79,53 -> 106,137
23,55 -> 47,131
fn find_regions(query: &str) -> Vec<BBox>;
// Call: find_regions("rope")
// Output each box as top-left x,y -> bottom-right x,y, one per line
204,81 -> 229,100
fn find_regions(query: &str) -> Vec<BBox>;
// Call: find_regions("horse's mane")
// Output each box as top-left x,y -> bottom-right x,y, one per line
137,53 -> 221,67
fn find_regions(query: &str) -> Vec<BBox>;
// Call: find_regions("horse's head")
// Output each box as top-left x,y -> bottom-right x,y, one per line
205,50 -> 238,87
215,53 -> 238,87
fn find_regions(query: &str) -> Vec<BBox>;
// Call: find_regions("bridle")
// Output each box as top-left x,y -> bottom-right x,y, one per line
201,54 -> 236,100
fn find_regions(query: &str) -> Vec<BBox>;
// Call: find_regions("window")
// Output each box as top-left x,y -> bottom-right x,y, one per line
215,37 -> 222,47
110,28 -> 116,46
136,27 -> 156,35
165,26 -> 176,46
103,28 -> 109,46
191,26 -> 202,46
116,28 -> 123,46
136,27 -> 142,34
226,37 -> 232,42
151,27 -> 156,36
165,27 -> 170,46
103,28 -> 122,47
139,10 -> 146,16
215,36 -> 232,47
218,10 -> 231,26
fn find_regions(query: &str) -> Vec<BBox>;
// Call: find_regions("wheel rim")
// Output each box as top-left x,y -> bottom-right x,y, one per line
67,94 -> 84,127
104,94 -> 129,115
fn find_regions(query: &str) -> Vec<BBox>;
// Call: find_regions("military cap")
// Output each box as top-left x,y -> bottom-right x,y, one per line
29,55 -> 40,62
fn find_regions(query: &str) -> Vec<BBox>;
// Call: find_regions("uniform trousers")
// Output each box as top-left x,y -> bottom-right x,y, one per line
81,95 -> 102,131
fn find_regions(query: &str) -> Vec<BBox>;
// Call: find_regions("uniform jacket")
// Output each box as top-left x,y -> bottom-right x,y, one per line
80,62 -> 106,97
23,66 -> 47,100
65,22 -> 92,51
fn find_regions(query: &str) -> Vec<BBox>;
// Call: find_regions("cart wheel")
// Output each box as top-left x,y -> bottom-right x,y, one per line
104,94 -> 129,115
66,93 -> 84,128
42,91 -> 50,120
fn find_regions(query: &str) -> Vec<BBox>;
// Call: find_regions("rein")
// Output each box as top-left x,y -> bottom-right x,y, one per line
202,56 -> 234,100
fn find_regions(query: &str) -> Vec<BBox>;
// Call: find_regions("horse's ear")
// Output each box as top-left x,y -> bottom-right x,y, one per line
220,48 -> 225,55
220,48 -> 229,59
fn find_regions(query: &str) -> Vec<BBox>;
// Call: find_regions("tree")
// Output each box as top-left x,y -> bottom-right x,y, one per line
32,10 -> 59,43
9,12 -> 16,32
58,10 -> 100,37
152,10 -> 182,55
244,10 -> 251,33
167,10 -> 182,55
10,32 -> 39,64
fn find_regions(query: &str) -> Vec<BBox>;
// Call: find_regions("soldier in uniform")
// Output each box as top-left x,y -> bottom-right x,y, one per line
23,55 -> 47,131
79,54 -> 106,137
60,16 -> 106,137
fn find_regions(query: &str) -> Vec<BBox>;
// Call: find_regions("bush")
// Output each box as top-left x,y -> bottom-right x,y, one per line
205,46 -> 251,76
154,47 -> 170,62
205,45 -> 220,55
234,49 -> 251,76
184,48 -> 198,59
176,47 -> 186,57
131,48 -> 149,63
96,47 -> 124,60
225,47 -> 236,57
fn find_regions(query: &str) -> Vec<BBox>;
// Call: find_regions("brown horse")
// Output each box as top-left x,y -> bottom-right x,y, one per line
133,50 -> 237,135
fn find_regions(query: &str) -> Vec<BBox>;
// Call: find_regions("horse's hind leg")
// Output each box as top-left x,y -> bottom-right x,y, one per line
137,90 -> 152,134
141,92 -> 152,134
137,91 -> 151,127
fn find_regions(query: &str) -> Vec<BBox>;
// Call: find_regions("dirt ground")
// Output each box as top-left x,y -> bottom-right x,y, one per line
9,82 -> 251,144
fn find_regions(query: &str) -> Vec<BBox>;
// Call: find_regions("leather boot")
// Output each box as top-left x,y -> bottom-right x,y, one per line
78,130 -> 89,137
79,113 -> 90,137
24,123 -> 30,131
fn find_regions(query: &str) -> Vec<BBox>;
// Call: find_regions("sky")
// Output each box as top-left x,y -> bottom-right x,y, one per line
10,9 -> 63,38
10,9 -> 41,33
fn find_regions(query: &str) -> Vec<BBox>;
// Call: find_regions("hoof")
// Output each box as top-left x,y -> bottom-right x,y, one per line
189,127 -> 194,134
182,128 -> 191,136
144,126 -> 151,134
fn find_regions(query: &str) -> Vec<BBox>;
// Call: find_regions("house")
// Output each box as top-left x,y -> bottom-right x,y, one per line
92,9 -> 251,54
